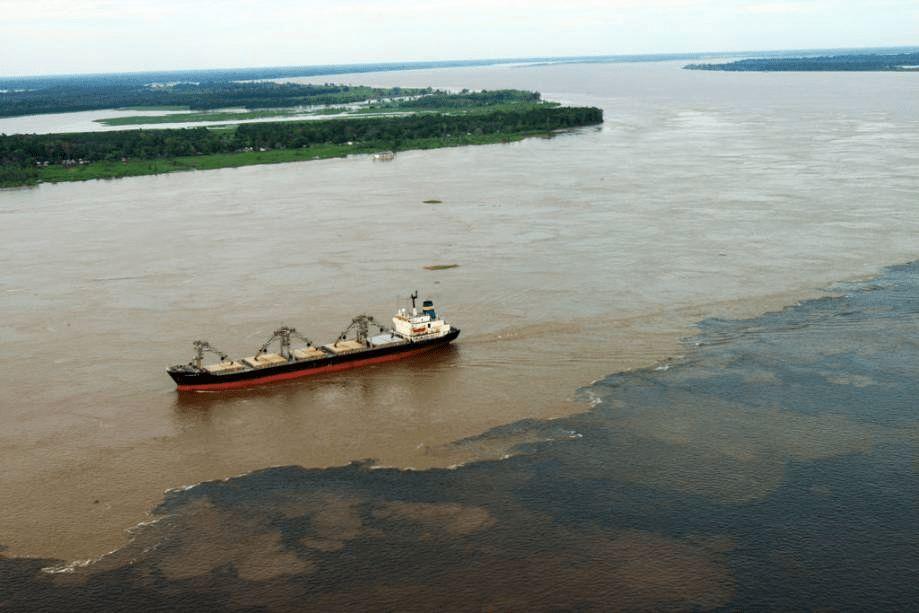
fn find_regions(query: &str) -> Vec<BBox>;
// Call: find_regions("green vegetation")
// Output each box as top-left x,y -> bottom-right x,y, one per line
356,101 -> 558,116
96,109 -> 303,126
0,59 -> 536,117
0,90 -> 603,187
0,82 -> 427,118
24,134 -> 530,185
93,89 -> 551,126
117,105 -> 190,111
34,143 -> 376,182
422,199 -> 443,204
0,105 -> 602,187
96,102 -> 557,127
0,164 -> 39,187
424,264 -> 460,270
355,90 -> 551,115
686,52 -> 919,72
391,89 -> 540,108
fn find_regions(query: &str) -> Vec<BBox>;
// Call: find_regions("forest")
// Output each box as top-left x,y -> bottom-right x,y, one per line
0,60 -> 513,92
395,89 -> 541,108
0,53 -> 716,92
685,52 -> 919,72
0,82 -> 430,118
92,89 -> 550,126
0,105 -> 603,186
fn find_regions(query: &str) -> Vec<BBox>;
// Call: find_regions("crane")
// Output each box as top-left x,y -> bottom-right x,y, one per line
335,314 -> 388,346
191,340 -> 228,369
255,326 -> 313,361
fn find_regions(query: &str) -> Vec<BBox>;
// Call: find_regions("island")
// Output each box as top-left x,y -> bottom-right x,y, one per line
0,88 -> 603,187
91,89 -> 547,127
686,51 -> 919,72
0,81 -> 436,119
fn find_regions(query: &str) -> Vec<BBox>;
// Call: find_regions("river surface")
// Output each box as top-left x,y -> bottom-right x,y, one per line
0,106 -> 373,134
0,108 -> 202,134
4,261 -> 917,610
1,60 -> 918,608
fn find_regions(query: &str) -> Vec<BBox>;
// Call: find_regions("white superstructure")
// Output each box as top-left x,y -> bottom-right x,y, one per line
391,295 -> 452,342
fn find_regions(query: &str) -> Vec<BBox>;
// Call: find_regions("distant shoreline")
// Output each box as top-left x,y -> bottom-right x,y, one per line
686,51 -> 919,72
4,46 -> 918,87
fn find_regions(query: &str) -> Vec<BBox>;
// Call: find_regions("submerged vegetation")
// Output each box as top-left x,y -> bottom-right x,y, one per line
686,51 -> 919,72
0,103 -> 603,186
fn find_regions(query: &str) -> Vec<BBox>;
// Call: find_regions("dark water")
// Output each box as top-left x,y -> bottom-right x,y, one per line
3,263 -> 917,611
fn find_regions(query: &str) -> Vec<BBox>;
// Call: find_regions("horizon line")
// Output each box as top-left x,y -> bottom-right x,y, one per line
2,45 -> 918,82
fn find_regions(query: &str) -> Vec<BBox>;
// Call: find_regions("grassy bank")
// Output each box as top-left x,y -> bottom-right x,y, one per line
2,102 -> 603,187
685,51 -> 919,71
95,101 -> 560,126
97,109 -> 302,126
116,105 -> 191,112
353,101 -> 559,115
30,131 -> 547,185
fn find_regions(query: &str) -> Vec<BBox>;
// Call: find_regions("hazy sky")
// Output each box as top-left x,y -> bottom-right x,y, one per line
1,0 -> 917,76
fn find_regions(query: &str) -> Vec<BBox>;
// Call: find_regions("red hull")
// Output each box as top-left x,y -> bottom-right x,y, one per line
176,344 -> 438,391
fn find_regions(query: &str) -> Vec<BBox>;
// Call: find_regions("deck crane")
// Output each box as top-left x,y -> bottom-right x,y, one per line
167,293 -> 459,390
191,340 -> 228,369
255,326 -> 313,361
335,314 -> 388,346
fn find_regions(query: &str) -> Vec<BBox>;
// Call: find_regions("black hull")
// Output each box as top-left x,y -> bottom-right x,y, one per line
168,328 -> 460,391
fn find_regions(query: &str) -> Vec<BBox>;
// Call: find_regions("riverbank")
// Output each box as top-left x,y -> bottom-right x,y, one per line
1,102 -> 603,187
93,101 -> 560,127
686,50 -> 919,71
12,130 -> 563,186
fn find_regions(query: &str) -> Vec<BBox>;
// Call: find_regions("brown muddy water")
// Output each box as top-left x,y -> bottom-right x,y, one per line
1,60 -> 918,563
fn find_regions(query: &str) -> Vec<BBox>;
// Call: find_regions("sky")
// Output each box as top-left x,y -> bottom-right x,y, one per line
0,0 -> 917,76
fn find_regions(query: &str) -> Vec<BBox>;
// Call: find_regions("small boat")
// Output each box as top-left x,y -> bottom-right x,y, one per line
167,292 -> 459,391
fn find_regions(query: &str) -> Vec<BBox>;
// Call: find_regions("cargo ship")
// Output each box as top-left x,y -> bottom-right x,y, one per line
167,293 -> 459,391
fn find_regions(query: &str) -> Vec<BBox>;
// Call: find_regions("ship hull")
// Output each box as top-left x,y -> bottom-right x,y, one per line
168,328 -> 459,391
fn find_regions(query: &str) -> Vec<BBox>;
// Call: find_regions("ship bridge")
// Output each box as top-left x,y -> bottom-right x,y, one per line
391,295 -> 451,342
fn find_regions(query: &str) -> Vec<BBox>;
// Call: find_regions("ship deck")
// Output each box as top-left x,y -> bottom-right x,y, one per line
198,336 -> 416,377
168,327 -> 460,391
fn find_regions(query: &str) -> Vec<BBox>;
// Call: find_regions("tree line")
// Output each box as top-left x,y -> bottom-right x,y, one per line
0,82 -> 429,118
686,52 -> 919,72
401,89 -> 541,108
0,105 -> 603,186
0,59 -> 511,93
